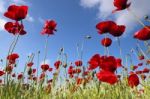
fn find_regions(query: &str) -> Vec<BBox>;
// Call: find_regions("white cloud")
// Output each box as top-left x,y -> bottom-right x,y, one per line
80,0 -> 150,33
0,18 -> 6,31
38,17 -> 45,24
40,59 -> 51,65
11,0 -> 27,4
80,0 -> 114,18
80,0 -> 100,8
26,14 -> 34,22
0,0 -> 5,13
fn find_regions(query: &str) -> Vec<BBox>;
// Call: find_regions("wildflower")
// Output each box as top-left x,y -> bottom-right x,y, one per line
0,70 -> 5,76
48,68 -> 53,72
88,54 -> 101,70
12,73 -> 16,77
5,65 -> 13,74
41,20 -> 57,35
54,60 -> 62,69
142,68 -> 149,73
112,0 -> 131,13
101,38 -> 112,47
41,64 -> 49,71
96,70 -> 118,85
128,74 -> 139,88
27,62 -> 34,67
17,73 -> 23,80
99,56 -> 122,73
109,25 -> 126,37
7,53 -> 19,64
4,5 -> 28,21
96,21 -> 116,34
134,26 -> 150,41
5,21 -> 26,35
75,60 -> 83,66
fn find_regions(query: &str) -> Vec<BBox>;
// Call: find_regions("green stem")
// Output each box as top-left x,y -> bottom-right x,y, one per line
44,36 -> 49,64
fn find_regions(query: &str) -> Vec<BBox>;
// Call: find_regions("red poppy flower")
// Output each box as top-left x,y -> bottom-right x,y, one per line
12,73 -> 16,77
88,54 -> 101,70
41,64 -> 49,71
75,60 -> 83,66
4,5 -> 28,21
116,58 -> 122,67
5,21 -> 26,35
47,79 -> 53,83
69,74 -> 74,78
128,74 -> 139,88
83,71 -> 89,76
7,53 -> 19,64
39,72 -> 45,80
133,66 -> 138,71
33,77 -> 37,81
48,68 -> 53,72
54,60 -> 62,69
6,65 -> 13,74
75,68 -> 81,74
32,69 -> 36,74
143,68 -> 149,73
112,0 -> 131,13
96,21 -> 116,34
76,78 -> 83,85
101,38 -> 112,47
146,59 -> 150,65
141,74 -> 146,80
138,55 -> 145,60
41,20 -> 57,35
109,25 -> 126,37
27,62 -> 34,67
134,26 -> 150,41
99,56 -> 119,73
18,73 -> 23,80
96,70 -> 118,85
135,70 -> 143,75
68,66 -> 76,74
0,70 -> 5,76
138,63 -> 143,66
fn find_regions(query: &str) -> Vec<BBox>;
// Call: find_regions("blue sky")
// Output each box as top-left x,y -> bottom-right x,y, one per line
0,0 -> 149,73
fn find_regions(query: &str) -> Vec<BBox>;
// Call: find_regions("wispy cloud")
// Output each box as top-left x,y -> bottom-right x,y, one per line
26,14 -> 34,22
0,18 -> 6,31
38,17 -> 45,24
11,0 -> 27,4
80,0 -> 150,33
40,59 -> 51,65
0,0 -> 5,13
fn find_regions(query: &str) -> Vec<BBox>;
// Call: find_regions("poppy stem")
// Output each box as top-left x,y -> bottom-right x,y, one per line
10,20 -> 24,54
131,48 -> 139,60
76,43 -> 80,59
44,35 -> 49,64
7,36 -> 17,56
106,47 -> 109,56
10,34 -> 20,54
125,55 -> 129,76
136,41 -> 149,59
117,37 -> 123,62
37,51 -> 40,84
81,39 -> 85,60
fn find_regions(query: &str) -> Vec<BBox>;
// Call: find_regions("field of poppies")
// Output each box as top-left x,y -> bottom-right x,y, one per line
0,0 -> 150,99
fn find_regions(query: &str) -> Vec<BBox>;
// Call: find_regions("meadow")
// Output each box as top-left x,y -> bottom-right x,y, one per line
0,0 -> 150,99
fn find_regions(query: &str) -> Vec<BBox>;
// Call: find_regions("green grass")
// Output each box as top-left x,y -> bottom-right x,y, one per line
0,78 -> 150,99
